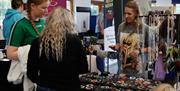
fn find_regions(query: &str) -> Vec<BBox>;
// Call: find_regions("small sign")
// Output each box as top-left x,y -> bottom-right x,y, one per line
104,26 -> 116,52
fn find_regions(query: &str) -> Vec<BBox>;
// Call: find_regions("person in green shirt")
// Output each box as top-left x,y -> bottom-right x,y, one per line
8,18 -> 45,46
7,0 -> 50,61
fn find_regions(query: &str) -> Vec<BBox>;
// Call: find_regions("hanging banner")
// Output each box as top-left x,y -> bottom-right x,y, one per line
104,0 -> 114,28
172,0 -> 180,4
151,0 -> 156,3
104,26 -> 116,52
44,0 -> 66,16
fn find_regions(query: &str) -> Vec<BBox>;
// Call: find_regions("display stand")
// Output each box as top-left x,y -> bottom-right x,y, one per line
89,52 -> 92,72
107,51 -> 118,72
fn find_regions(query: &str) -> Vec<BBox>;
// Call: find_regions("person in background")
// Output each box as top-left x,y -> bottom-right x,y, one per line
159,9 -> 177,85
94,4 -> 105,73
95,4 -> 104,39
159,9 -> 173,42
109,0 -> 150,77
27,7 -> 88,91
6,0 -> 49,91
3,0 -> 24,44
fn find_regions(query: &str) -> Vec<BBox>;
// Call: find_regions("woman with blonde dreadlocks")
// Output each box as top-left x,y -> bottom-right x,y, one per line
27,7 -> 88,91
7,0 -> 49,60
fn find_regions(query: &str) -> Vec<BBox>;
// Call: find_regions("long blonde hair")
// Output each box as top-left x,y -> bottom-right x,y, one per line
39,7 -> 75,62
152,83 -> 175,91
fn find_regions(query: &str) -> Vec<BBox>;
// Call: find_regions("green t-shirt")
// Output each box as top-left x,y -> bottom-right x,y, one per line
8,18 -> 45,47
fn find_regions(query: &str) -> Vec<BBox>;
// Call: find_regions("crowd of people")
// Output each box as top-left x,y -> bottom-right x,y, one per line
1,0 -> 178,91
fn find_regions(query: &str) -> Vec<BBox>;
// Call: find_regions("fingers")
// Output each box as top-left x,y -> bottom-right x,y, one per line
88,45 -> 101,53
109,45 -> 116,50
109,44 -> 121,51
88,45 -> 94,53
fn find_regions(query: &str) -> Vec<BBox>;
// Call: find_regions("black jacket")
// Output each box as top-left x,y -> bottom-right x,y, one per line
27,33 -> 88,91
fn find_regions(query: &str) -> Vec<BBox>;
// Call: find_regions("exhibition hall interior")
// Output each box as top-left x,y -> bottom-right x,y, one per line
0,0 -> 180,91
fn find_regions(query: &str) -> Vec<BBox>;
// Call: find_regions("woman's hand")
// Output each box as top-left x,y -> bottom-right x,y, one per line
109,44 -> 123,51
88,45 -> 94,54
129,49 -> 139,58
123,63 -> 132,68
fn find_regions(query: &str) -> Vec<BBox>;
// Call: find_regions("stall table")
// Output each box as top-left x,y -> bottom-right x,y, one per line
80,72 -> 160,91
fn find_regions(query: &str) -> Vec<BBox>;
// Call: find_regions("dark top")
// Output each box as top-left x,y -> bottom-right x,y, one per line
27,33 -> 88,91
159,18 -> 168,41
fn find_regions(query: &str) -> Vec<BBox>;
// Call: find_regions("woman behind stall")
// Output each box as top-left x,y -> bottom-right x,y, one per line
110,0 -> 150,77
27,7 -> 88,91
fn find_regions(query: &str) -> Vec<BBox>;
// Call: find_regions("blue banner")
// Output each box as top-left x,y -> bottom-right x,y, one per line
172,0 -> 180,4
104,0 -> 113,28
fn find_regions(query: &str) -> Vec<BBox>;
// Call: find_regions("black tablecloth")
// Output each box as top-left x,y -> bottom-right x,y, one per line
0,60 -> 23,91
80,73 -> 159,91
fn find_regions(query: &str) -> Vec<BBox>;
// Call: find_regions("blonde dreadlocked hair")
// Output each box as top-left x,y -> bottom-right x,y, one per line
39,7 -> 75,62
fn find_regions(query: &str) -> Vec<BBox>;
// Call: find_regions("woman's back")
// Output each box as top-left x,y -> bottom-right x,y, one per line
27,33 -> 88,91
